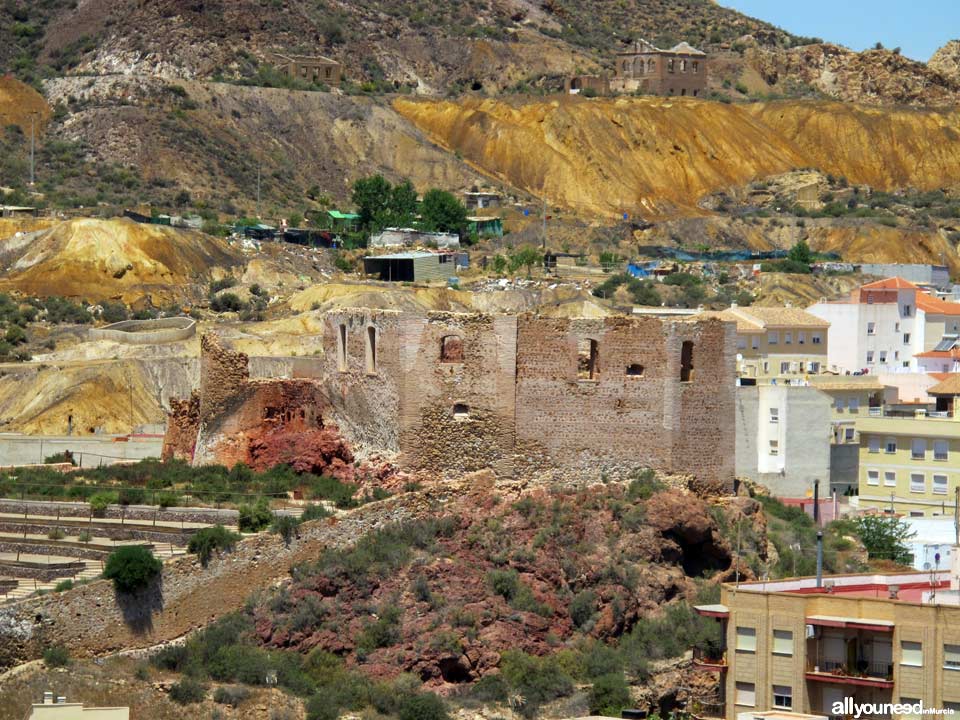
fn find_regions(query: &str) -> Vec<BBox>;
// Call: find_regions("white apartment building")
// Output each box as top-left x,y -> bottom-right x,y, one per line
807,277 -> 960,375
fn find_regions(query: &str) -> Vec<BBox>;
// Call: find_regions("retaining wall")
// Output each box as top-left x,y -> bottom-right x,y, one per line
88,317 -> 197,345
0,491 -> 432,672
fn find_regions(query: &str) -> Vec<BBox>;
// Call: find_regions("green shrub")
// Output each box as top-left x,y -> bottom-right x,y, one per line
238,498 -> 273,532
272,514 -> 301,544
398,692 -> 449,720
103,545 -> 162,593
471,673 -> 509,701
357,605 -> 402,652
89,492 -> 114,515
500,650 -> 573,716
570,589 -> 596,628
47,527 -> 65,540
589,673 -> 631,715
300,504 -> 332,522
213,685 -> 250,707
188,525 -> 242,565
117,487 -> 146,506
487,568 -> 520,600
169,677 -> 206,704
43,645 -> 70,667
211,292 -> 245,312
78,530 -> 92,543
54,579 -> 74,592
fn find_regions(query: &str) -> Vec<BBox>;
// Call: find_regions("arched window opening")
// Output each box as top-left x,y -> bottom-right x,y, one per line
337,323 -> 347,372
681,341 -> 695,382
365,326 -> 377,374
441,335 -> 464,363
578,339 -> 599,380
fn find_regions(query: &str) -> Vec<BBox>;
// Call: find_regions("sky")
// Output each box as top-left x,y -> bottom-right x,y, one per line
720,1 -> 958,62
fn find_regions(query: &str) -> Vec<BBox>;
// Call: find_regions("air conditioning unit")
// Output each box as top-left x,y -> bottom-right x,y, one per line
806,624 -> 817,639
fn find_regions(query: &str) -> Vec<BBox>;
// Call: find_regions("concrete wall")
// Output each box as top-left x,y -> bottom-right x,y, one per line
829,443 -> 859,494
0,435 -> 162,468
735,385 -> 832,498
88,317 -> 196,345
860,264 -> 950,288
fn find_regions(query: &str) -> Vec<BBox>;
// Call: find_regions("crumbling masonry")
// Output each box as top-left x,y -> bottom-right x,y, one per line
163,311 -> 736,487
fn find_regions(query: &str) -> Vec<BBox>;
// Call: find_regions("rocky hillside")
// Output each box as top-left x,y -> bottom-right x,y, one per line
396,95 -> 960,219
5,0 -> 959,106
0,218 -> 242,304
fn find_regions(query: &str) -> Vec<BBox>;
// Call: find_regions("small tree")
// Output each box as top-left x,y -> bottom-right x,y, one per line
43,645 -> 70,667
787,239 -> 813,265
508,246 -> 542,277
103,545 -> 162,593
419,188 -> 467,234
854,515 -> 916,565
352,174 -> 393,231
398,692 -> 449,720
589,673 -> 631,716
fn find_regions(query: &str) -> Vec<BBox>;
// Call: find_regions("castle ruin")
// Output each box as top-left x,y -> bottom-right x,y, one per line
163,311 -> 736,488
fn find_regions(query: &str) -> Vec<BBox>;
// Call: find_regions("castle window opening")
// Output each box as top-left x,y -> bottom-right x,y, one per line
453,403 -> 470,419
667,58 -> 675,73
366,326 -> 377,374
626,363 -> 644,377
681,88 -> 686,96
338,323 -> 348,372
680,341 -> 694,382
647,59 -> 655,72
680,59 -> 687,72
578,339 -> 599,380
440,335 -> 464,363
692,61 -> 699,73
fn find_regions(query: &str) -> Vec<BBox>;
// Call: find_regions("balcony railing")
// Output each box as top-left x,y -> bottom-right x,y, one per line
866,407 -> 954,420
689,701 -> 725,719
692,647 -> 727,670
807,658 -> 894,684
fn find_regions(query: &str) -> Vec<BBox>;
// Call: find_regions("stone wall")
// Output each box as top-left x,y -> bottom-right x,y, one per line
321,309 -> 402,455
0,499 -> 238,526
161,392 -> 200,462
397,313 -> 518,477
199,334 -> 249,423
194,379 -> 330,468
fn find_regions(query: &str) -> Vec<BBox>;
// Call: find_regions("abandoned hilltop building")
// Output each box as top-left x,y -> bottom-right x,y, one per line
567,38 -> 707,97
163,311 -> 736,486
265,51 -> 342,86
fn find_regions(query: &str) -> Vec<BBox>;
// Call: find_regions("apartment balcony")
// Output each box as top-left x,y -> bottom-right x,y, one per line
691,647 -> 727,671
689,700 -> 725,720
867,406 -> 952,419
805,658 -> 894,688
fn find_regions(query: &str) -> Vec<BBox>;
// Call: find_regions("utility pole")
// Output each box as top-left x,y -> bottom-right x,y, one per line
29,111 -> 37,186
542,196 -> 547,251
256,164 -> 261,219
954,486 -> 959,547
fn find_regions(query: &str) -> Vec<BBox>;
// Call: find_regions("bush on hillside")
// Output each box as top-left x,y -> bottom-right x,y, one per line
103,545 -> 162,593
238,498 -> 273,532
188,525 -> 242,565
